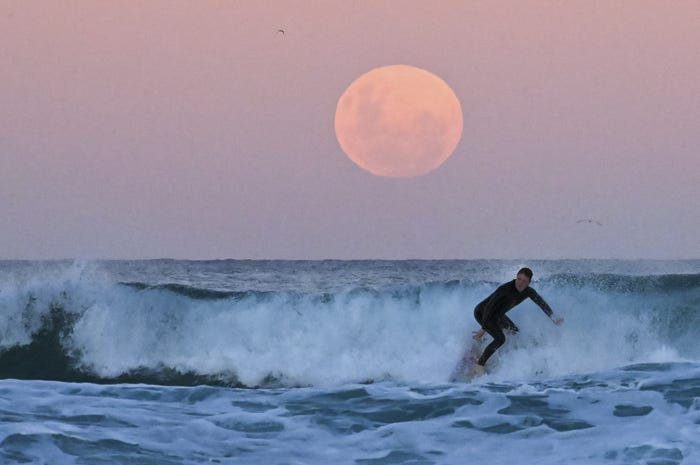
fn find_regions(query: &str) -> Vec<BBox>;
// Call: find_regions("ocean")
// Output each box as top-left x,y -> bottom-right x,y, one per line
0,259 -> 698,464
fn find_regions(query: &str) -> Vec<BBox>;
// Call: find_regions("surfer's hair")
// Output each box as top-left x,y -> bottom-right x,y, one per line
517,267 -> 533,280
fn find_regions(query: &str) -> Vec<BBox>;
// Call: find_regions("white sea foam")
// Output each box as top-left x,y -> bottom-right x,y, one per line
1,364 -> 699,464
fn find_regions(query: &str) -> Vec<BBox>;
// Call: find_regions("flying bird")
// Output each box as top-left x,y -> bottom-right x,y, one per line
576,219 -> 603,226
277,28 -> 285,35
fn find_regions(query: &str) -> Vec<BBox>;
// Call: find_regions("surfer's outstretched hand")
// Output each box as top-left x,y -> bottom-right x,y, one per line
472,329 -> 485,341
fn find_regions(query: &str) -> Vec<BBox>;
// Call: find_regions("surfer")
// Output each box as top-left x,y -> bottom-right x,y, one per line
471,267 -> 563,375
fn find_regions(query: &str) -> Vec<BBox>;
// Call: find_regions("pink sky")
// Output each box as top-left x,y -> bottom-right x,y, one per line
1,1 -> 698,259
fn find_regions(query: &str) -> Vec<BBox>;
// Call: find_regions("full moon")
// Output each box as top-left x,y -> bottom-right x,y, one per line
335,65 -> 463,178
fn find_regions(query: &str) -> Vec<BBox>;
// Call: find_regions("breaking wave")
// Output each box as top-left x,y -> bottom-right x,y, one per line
0,262 -> 698,387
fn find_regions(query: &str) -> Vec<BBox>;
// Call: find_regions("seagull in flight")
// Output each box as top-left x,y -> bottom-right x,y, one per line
576,218 -> 603,226
277,28 -> 285,35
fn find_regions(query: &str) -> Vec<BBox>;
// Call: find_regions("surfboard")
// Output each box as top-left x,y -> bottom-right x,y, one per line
449,340 -> 485,382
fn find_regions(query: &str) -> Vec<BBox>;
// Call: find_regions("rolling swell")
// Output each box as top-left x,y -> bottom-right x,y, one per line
0,264 -> 698,387
117,273 -> 700,300
120,281 -> 262,301
542,272 -> 700,292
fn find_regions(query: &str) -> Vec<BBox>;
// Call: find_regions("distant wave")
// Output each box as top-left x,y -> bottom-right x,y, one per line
542,272 -> 700,292
119,272 -> 700,301
0,269 -> 698,387
120,282 -> 257,301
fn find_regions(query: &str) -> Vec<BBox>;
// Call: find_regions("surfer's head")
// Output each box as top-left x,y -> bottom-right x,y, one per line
515,267 -> 532,292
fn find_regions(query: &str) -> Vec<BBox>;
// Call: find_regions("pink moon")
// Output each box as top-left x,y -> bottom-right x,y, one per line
335,65 -> 463,178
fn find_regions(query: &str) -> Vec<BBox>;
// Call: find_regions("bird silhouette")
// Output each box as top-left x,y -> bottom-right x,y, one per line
576,219 -> 603,226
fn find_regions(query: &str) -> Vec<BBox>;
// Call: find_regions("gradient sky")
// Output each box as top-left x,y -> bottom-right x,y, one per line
2,1 -> 698,260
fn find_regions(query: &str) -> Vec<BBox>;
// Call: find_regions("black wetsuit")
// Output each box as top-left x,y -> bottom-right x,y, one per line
473,279 -> 554,366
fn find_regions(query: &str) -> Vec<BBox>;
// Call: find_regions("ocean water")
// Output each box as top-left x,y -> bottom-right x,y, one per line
0,259 -> 698,464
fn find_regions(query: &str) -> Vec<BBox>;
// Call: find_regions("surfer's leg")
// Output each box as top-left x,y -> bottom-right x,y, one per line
477,323 -> 506,366
498,315 -> 519,333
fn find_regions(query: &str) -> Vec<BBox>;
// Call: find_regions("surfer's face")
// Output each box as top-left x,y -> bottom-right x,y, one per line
515,273 -> 531,292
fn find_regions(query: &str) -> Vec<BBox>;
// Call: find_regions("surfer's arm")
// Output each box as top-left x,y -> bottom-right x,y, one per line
528,288 -> 563,325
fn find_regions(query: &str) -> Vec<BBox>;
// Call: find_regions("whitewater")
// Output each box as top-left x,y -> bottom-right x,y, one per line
0,259 -> 698,464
